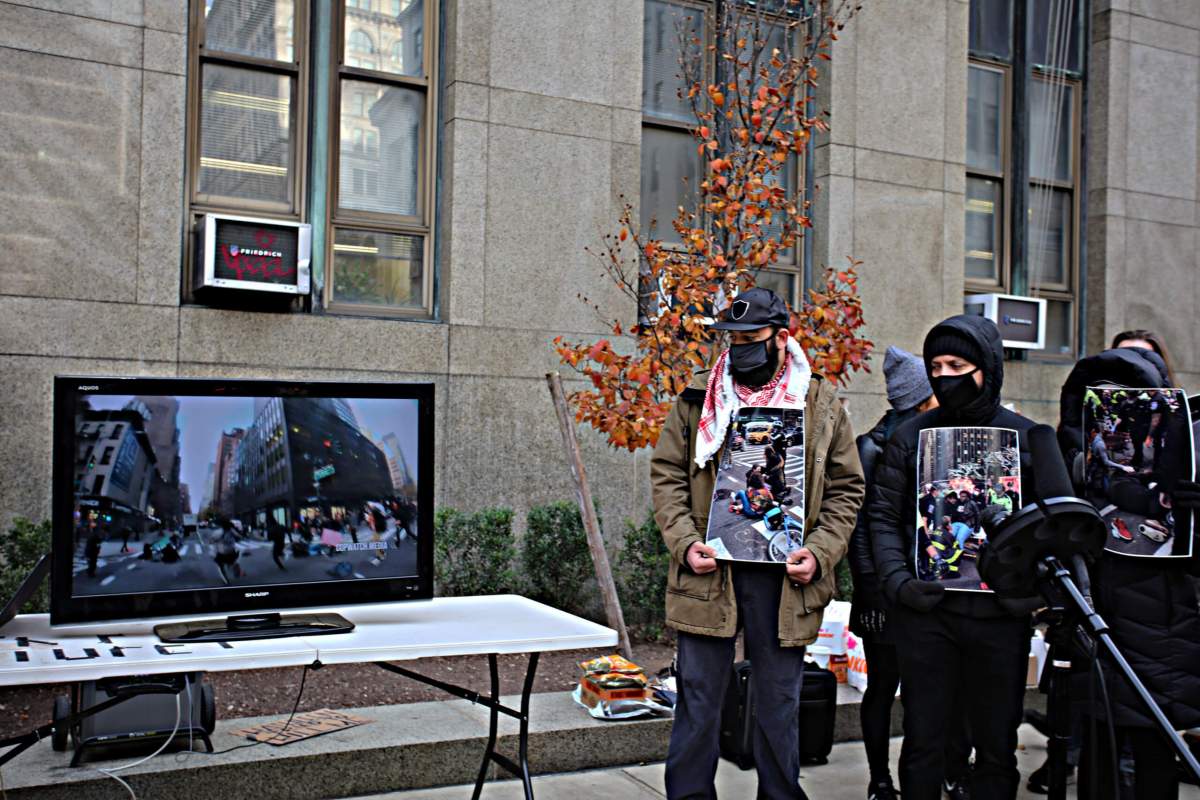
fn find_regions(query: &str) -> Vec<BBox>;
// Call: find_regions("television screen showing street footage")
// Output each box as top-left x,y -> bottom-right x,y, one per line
68,392 -> 422,597
915,427 -> 1021,593
1083,387 -> 1195,558
706,407 -> 805,563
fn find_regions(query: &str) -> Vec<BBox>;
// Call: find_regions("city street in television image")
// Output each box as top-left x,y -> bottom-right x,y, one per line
1083,386 -> 1195,558
71,394 -> 422,596
915,427 -> 1021,592
705,407 -> 805,563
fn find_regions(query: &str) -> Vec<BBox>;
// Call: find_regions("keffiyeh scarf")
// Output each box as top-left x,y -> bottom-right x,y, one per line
694,336 -> 812,468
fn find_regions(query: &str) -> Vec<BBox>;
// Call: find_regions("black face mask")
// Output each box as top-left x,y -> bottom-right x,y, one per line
730,337 -> 779,388
930,369 -> 982,411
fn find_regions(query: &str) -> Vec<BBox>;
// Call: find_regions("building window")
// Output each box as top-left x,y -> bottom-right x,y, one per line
966,0 -> 1083,357
640,0 -> 805,307
331,0 -> 435,314
189,0 -> 304,214
101,447 -> 114,465
184,0 -> 438,316
347,30 -> 377,68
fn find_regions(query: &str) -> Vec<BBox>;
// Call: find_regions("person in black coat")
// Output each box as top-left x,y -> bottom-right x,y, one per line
849,346 -> 949,800
1055,341 -> 1200,800
869,315 -> 1039,800
953,490 -> 981,532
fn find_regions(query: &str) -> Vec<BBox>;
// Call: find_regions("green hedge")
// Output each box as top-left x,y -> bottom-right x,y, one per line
434,507 -> 519,597
0,518 -> 51,614
523,501 -> 595,618
615,511 -> 671,641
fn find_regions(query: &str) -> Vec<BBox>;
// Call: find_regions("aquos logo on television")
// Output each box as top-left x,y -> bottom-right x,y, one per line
197,213 -> 312,296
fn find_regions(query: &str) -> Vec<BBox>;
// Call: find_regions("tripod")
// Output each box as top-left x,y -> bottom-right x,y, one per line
1035,553 -> 1200,799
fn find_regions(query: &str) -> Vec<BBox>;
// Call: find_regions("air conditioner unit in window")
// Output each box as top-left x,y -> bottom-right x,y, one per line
195,213 -> 311,297
964,293 -> 1047,350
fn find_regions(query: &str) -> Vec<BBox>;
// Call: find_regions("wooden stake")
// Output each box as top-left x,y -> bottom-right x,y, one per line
546,372 -> 634,661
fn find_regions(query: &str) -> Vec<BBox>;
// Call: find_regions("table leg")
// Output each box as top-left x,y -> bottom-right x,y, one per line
471,654 -> 502,800
516,653 -> 539,799
375,653 -> 542,798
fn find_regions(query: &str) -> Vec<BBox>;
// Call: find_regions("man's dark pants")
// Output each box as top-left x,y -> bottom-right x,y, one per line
892,604 -> 1029,800
665,565 -> 807,800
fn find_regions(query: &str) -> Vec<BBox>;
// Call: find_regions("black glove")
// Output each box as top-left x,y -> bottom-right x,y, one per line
897,578 -> 945,612
1171,480 -> 1200,509
857,608 -> 887,634
851,585 -> 888,634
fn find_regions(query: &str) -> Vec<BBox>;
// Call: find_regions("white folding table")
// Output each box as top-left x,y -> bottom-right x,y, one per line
0,595 -> 617,799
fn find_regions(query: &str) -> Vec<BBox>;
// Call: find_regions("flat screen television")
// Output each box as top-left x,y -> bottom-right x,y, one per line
51,376 -> 434,627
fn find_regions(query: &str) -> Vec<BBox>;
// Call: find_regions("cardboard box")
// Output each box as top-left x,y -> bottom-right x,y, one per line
579,676 -> 647,708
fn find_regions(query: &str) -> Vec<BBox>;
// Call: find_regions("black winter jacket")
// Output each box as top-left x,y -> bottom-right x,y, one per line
848,408 -> 920,588
1057,346 -> 1200,730
869,315 -> 1040,619
848,407 -> 919,639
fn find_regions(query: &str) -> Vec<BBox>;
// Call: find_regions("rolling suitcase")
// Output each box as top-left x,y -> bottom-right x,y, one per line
719,660 -> 756,769
718,659 -> 838,770
798,660 -> 837,765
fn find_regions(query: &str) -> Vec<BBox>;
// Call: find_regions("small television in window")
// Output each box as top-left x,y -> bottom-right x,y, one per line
51,376 -> 433,629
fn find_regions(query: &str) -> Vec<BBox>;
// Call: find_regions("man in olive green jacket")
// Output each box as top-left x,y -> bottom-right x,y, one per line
651,288 -> 864,799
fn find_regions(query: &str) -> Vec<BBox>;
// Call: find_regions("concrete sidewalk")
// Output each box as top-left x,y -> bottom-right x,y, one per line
362,725 -> 1200,800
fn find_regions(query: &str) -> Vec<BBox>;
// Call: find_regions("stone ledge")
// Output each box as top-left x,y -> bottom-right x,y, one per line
0,687 -> 1044,799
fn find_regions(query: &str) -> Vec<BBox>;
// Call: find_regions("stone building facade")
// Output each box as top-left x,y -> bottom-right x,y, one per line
1,0 -> 1197,535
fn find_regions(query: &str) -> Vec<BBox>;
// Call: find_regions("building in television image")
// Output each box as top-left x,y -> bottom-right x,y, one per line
71,394 -> 422,596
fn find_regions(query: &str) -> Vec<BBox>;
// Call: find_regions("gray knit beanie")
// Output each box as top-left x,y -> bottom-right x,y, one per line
884,346 -> 933,412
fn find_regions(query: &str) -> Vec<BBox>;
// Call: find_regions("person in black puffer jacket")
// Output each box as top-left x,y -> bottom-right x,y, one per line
849,346 -> 948,800
1055,340 -> 1200,800
869,315 -> 1040,800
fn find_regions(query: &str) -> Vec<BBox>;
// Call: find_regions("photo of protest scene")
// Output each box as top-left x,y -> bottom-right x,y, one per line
705,407 -> 805,563
71,394 -> 422,596
915,427 -> 1020,592
1083,386 -> 1194,558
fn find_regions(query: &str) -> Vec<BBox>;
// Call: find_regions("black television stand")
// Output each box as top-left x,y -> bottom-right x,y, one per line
154,612 -> 354,642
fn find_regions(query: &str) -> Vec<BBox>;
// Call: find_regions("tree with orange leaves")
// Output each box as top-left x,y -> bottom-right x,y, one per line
555,0 -> 871,451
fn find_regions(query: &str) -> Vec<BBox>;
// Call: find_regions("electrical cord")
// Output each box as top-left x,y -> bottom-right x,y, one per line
181,663 -> 312,758
1095,656 -> 1122,797
1088,657 -> 1098,800
92,687 -> 183,800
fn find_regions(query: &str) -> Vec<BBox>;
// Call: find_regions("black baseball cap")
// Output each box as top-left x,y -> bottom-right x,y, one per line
710,287 -> 791,331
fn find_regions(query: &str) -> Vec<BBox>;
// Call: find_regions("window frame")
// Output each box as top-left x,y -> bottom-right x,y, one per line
965,58 -> 1012,293
1025,70 -> 1080,296
185,1 -> 310,218
183,0 -> 311,303
325,0 -> 439,317
639,0 -> 807,308
1026,67 -> 1082,357
964,0 -> 1084,360
641,0 -> 712,241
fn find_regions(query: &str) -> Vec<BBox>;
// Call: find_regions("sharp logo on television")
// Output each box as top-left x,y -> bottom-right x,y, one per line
245,591 -> 270,598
